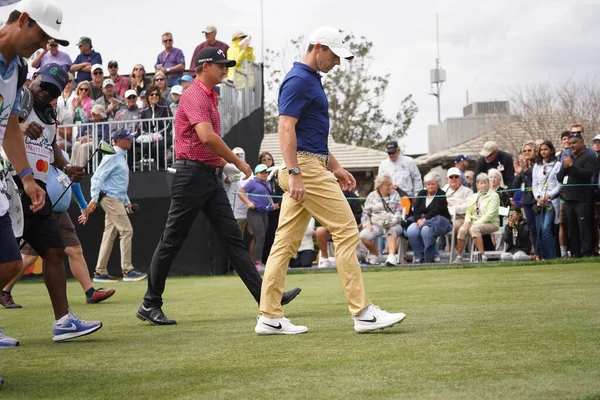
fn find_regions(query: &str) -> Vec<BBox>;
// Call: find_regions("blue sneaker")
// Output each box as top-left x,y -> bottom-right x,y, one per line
52,310 -> 102,342
93,273 -> 119,283
122,270 -> 148,282
0,326 -> 19,347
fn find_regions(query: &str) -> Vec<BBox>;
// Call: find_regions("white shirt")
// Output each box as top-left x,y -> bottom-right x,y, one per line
223,171 -> 251,219
378,154 -> 423,195
442,184 -> 473,216
23,108 -> 56,184
56,91 -> 75,125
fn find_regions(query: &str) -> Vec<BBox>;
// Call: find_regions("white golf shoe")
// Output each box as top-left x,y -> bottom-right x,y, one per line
255,315 -> 308,335
353,304 -> 406,333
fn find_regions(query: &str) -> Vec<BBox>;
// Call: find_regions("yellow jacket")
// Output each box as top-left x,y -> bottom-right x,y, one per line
227,39 -> 256,86
465,190 -> 500,227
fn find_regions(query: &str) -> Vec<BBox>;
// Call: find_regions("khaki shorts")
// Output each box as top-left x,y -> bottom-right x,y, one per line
457,222 -> 498,240
21,212 -> 80,256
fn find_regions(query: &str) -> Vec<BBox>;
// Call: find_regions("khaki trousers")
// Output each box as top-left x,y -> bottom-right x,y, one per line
260,156 -> 371,318
95,196 -> 134,275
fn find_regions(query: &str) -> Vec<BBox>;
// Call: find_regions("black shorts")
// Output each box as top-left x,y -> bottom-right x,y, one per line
0,213 -> 21,263
21,193 -> 64,257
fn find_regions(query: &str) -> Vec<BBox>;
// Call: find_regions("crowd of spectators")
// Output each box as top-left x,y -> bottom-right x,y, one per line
26,26 -> 257,170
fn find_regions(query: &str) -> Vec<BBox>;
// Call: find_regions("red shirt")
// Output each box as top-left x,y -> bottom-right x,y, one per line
111,75 -> 130,98
189,40 -> 230,77
174,79 -> 221,167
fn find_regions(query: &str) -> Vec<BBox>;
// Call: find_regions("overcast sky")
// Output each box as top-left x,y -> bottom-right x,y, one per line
2,0 -> 598,155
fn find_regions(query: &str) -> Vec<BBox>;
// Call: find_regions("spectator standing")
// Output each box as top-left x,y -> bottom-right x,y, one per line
531,140 -> 561,260
152,71 -> 171,105
454,173 -> 500,263
30,39 -> 72,71
512,141 -> 537,254
227,31 -> 256,87
556,132 -> 599,257
454,154 -> 471,187
442,167 -> 473,246
500,207 -> 532,261
89,64 -> 104,101
474,141 -> 515,190
259,151 -> 283,263
406,172 -> 453,263
106,60 -> 129,98
592,134 -> 600,254
88,129 -> 148,282
136,48 -> 301,326
222,147 -> 251,243
169,85 -> 183,116
71,37 -> 102,84
155,32 -> 185,87
130,64 -> 150,95
93,79 -> 124,121
238,164 -> 276,271
189,25 -> 230,78
378,140 -> 423,196
140,84 -> 173,169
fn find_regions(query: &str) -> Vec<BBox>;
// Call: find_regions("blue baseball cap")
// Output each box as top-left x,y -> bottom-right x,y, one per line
455,154 -> 471,163
113,128 -> 134,141
179,75 -> 194,83
39,63 -> 69,93
254,164 -> 268,173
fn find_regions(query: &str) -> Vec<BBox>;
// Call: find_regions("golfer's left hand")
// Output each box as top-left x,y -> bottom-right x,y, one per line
21,121 -> 45,140
333,167 -> 356,191
66,165 -> 85,183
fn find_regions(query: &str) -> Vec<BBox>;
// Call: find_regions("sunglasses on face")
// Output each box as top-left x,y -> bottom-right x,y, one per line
134,67 -> 144,71
154,78 -> 165,82
163,39 -> 173,43
571,130 -> 582,135
68,79 -> 73,83
40,83 -> 60,97
127,95 -> 137,100
79,88 -> 89,92
569,132 -> 582,138
149,93 -> 160,97
523,149 -> 532,153
49,43 -> 58,47
448,175 -> 460,179
93,71 -> 103,75
108,65 -> 118,69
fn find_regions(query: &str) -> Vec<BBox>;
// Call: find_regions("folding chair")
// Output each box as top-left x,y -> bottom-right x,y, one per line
469,206 -> 510,261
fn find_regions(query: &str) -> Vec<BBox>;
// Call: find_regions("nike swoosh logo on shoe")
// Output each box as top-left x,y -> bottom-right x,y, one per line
357,317 -> 377,323
263,322 -> 282,329
59,323 -> 78,331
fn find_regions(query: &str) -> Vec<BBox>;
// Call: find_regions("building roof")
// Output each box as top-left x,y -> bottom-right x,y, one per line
259,133 -> 389,171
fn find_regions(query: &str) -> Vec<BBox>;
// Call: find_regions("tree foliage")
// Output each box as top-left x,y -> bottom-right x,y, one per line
264,33 -> 417,150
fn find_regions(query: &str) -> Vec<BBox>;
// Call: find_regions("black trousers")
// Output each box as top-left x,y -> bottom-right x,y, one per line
143,165 -> 262,308
564,200 -> 594,257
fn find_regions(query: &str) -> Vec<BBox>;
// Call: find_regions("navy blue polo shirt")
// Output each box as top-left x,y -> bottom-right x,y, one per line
278,62 -> 329,155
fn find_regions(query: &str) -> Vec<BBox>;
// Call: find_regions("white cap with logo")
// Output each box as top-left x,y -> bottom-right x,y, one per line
16,0 -> 69,46
102,79 -> 114,88
307,26 -> 353,60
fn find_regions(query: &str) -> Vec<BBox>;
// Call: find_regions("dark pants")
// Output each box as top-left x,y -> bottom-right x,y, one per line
523,204 -> 537,254
247,208 -> 268,262
565,200 -> 594,257
143,165 -> 263,308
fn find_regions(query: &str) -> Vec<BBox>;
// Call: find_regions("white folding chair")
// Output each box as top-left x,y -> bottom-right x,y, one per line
469,206 -> 510,261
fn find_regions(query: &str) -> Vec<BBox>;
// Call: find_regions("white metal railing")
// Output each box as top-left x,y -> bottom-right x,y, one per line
56,61 -> 263,173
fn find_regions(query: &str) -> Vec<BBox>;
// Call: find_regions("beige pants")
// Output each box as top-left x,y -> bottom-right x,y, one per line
260,155 -> 371,318
95,196 -> 134,275
457,222 -> 498,240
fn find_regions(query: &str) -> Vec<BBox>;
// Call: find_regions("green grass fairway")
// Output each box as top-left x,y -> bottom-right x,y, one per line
1,263 -> 599,399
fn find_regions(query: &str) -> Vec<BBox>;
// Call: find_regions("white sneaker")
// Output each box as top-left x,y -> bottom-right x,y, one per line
367,254 -> 379,265
318,259 -> 332,269
353,304 -> 406,333
255,315 -> 308,335
328,257 -> 337,267
385,254 -> 397,266
454,255 -> 462,263
434,257 -> 441,263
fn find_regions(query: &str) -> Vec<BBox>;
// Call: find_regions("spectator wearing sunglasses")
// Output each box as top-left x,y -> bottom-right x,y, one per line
512,141 -> 538,255
556,131 -> 600,257
89,64 -> 105,101
129,64 -> 150,96
151,71 -> 171,106
72,80 -> 93,122
106,60 -> 129,98
531,140 -> 561,260
258,151 -> 282,262
139,84 -> 173,169
155,32 -> 185,87
31,39 -> 72,71
71,37 -> 102,84
56,72 -> 76,150
442,167 -> 473,243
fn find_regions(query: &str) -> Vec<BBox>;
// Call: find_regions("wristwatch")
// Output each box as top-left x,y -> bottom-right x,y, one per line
289,166 -> 301,175
167,67 -> 171,73
62,163 -> 72,175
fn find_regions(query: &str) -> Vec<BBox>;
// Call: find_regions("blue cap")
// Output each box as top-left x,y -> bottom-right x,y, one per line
113,128 -> 134,141
455,154 -> 471,163
179,75 -> 194,83
254,163 -> 268,173
39,63 -> 69,93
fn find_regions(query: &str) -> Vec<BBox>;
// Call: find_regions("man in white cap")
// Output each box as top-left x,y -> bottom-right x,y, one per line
94,78 -> 124,120
255,26 -> 406,335
473,140 -> 515,190
89,63 -> 104,100
0,0 -> 70,350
